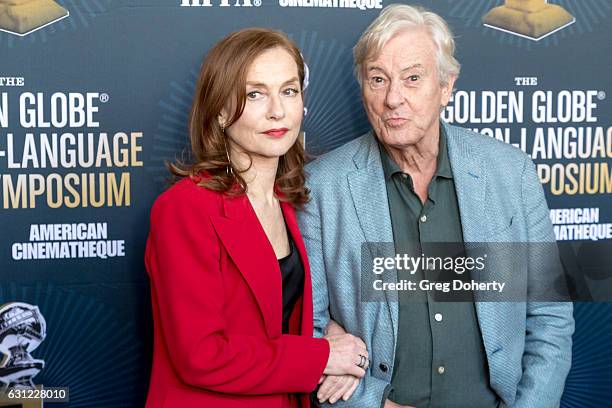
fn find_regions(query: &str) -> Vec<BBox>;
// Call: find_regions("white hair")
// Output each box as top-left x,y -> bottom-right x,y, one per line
354,3 -> 461,86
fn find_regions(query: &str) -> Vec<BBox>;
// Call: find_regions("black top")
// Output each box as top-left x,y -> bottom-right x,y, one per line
278,233 -> 305,334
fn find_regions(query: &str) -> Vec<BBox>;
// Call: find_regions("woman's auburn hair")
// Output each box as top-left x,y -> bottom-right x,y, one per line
169,28 -> 309,208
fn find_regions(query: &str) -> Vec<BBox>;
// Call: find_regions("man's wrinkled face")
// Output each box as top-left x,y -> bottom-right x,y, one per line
362,28 -> 455,149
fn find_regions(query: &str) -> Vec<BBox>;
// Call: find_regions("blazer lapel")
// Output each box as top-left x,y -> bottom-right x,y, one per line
445,124 -> 509,369
347,134 -> 399,342
445,124 -> 488,246
210,194 -> 282,339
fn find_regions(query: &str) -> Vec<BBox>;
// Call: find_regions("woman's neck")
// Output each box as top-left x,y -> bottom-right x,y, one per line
231,148 -> 279,206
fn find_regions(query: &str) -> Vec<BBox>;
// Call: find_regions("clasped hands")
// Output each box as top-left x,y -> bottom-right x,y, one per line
319,321 -> 412,408
319,319 -> 367,404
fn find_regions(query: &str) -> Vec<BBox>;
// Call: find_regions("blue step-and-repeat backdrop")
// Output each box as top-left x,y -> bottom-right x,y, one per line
0,0 -> 610,406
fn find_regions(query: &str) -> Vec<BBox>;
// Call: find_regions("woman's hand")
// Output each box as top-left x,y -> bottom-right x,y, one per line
325,319 -> 347,336
319,320 -> 366,402
324,334 -> 368,377
317,374 -> 360,404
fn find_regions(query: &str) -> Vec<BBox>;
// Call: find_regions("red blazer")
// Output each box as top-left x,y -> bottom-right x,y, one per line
144,177 -> 330,408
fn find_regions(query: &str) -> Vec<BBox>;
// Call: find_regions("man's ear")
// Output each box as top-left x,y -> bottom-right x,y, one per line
441,75 -> 457,107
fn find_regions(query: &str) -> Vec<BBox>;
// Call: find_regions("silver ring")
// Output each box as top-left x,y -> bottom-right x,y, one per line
357,354 -> 367,368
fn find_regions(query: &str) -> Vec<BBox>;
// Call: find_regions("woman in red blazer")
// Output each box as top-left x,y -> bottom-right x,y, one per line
145,29 -> 368,408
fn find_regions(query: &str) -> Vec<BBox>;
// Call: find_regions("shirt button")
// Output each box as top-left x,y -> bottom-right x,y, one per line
420,214 -> 427,223
437,366 -> 445,375
434,313 -> 443,322
379,363 -> 389,373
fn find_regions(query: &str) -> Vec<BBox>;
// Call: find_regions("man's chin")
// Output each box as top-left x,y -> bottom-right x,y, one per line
376,127 -> 425,147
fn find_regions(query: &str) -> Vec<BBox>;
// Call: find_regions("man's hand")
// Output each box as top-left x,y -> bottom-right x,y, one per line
317,374 -> 360,404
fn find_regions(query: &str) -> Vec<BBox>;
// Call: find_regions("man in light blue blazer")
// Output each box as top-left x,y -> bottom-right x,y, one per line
298,4 -> 574,408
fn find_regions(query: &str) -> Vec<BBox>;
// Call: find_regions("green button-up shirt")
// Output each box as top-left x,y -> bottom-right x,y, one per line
379,125 -> 499,408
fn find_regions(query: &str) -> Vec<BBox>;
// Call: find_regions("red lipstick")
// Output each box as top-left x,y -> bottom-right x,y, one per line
263,128 -> 289,138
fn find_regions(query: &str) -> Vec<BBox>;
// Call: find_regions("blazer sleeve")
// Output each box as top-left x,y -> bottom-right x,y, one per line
299,181 -> 392,408
509,155 -> 574,408
297,184 -> 331,339
146,186 -> 330,395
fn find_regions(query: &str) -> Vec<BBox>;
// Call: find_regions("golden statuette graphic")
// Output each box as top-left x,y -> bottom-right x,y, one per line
0,0 -> 69,36
483,0 -> 575,41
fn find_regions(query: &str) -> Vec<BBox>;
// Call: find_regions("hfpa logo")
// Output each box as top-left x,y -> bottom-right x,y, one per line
180,0 -> 262,6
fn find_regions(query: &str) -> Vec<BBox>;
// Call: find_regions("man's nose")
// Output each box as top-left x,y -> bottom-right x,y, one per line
384,81 -> 405,109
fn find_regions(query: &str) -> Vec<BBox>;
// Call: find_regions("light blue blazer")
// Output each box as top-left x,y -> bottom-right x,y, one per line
298,122 -> 574,408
